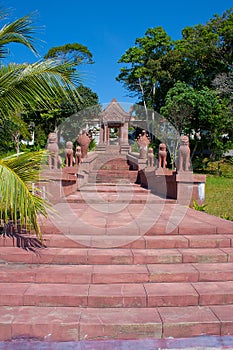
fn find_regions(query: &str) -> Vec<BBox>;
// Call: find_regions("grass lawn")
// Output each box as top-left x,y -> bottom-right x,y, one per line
204,175 -> 233,221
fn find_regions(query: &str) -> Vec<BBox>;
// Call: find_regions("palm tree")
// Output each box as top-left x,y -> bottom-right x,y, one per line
0,8 -> 82,248
0,152 -> 48,249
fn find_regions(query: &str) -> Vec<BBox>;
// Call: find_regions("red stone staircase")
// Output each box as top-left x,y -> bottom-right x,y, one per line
1,158 -> 233,343
88,156 -> 138,184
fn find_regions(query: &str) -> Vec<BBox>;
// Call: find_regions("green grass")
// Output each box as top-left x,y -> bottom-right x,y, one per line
192,158 -> 233,221
204,175 -> 233,221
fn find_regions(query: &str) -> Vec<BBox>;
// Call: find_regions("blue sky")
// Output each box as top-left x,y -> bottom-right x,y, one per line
3,0 -> 233,105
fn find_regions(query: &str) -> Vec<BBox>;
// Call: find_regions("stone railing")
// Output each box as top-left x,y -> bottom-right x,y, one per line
138,166 -> 206,206
126,151 -> 148,170
77,152 -> 98,189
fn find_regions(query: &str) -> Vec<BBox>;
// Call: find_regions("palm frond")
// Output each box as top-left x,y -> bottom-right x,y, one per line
0,13 -> 38,58
0,151 -> 49,241
0,60 -> 82,118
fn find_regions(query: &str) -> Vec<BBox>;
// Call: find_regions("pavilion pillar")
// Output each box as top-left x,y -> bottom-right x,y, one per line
107,125 -> 110,145
99,124 -> 104,144
104,124 -> 108,144
121,122 -> 129,145
119,125 -> 123,145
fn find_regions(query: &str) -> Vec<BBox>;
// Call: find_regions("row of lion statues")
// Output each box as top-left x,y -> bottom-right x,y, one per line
46,129 -> 91,170
136,131 -> 191,172
47,129 -> 191,172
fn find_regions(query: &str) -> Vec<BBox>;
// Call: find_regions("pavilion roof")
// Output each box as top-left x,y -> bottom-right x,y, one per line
100,98 -> 130,123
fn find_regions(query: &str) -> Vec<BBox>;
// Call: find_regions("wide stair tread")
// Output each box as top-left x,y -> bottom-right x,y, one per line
1,262 -> 233,284
1,304 -> 229,341
1,246 -> 233,265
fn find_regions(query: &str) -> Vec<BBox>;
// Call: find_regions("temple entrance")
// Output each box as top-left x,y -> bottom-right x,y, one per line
98,99 -> 130,152
108,125 -> 121,145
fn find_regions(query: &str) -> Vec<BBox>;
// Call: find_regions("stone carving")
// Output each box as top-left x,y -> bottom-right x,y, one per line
47,132 -> 60,169
148,147 -> 154,167
136,130 -> 150,159
77,129 -> 91,160
65,141 -> 74,167
75,145 -> 82,166
177,135 -> 191,172
158,143 -> 167,169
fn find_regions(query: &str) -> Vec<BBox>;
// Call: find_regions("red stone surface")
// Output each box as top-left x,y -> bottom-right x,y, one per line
92,265 -> 149,284
23,284 -> 89,307
1,177 -> 233,342
88,284 -> 146,308
211,305 -> 233,335
193,281 -> 233,305
180,248 -> 228,263
145,235 -> 189,249
159,306 -> 220,338
184,234 -> 231,248
79,308 -> 162,340
145,282 -> 198,307
193,262 -> 233,282
147,263 -> 198,283
132,249 -> 182,264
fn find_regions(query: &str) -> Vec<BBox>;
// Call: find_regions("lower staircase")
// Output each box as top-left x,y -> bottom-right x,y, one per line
1,152 -> 233,343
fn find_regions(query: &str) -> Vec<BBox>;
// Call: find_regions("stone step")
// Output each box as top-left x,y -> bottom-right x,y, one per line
99,163 -> 130,171
2,281 -> 233,308
64,193 -> 174,204
1,304 -> 230,341
92,170 -> 135,176
0,246 -> 232,265
88,170 -> 138,184
2,262 -> 233,284
94,158 -> 130,171
77,183 -> 148,193
39,234 -> 233,249
2,234 -> 232,249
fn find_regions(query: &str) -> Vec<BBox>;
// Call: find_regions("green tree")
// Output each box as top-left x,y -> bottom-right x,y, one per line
116,27 -> 174,111
44,43 -> 94,65
116,9 -> 233,109
18,42 -> 97,150
116,8 -> 233,157
21,84 -> 100,149
160,81 -> 231,158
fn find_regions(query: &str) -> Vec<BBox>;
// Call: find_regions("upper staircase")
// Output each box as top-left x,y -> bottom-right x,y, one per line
88,146 -> 138,184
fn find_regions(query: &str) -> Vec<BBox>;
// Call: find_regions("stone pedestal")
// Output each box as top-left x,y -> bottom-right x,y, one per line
139,168 -> 177,199
94,144 -> 106,153
176,172 -> 206,206
155,168 -> 172,176
120,144 -> 130,154
37,168 -> 78,204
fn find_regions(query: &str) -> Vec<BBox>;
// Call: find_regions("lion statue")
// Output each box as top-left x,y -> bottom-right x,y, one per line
158,143 -> 167,169
65,141 -> 74,167
177,135 -> 190,172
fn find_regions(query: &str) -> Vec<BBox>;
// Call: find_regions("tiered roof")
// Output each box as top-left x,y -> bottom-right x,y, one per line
100,98 -> 130,123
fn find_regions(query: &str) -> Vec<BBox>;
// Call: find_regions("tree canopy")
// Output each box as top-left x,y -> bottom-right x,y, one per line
116,8 -> 233,158
44,43 -> 94,65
